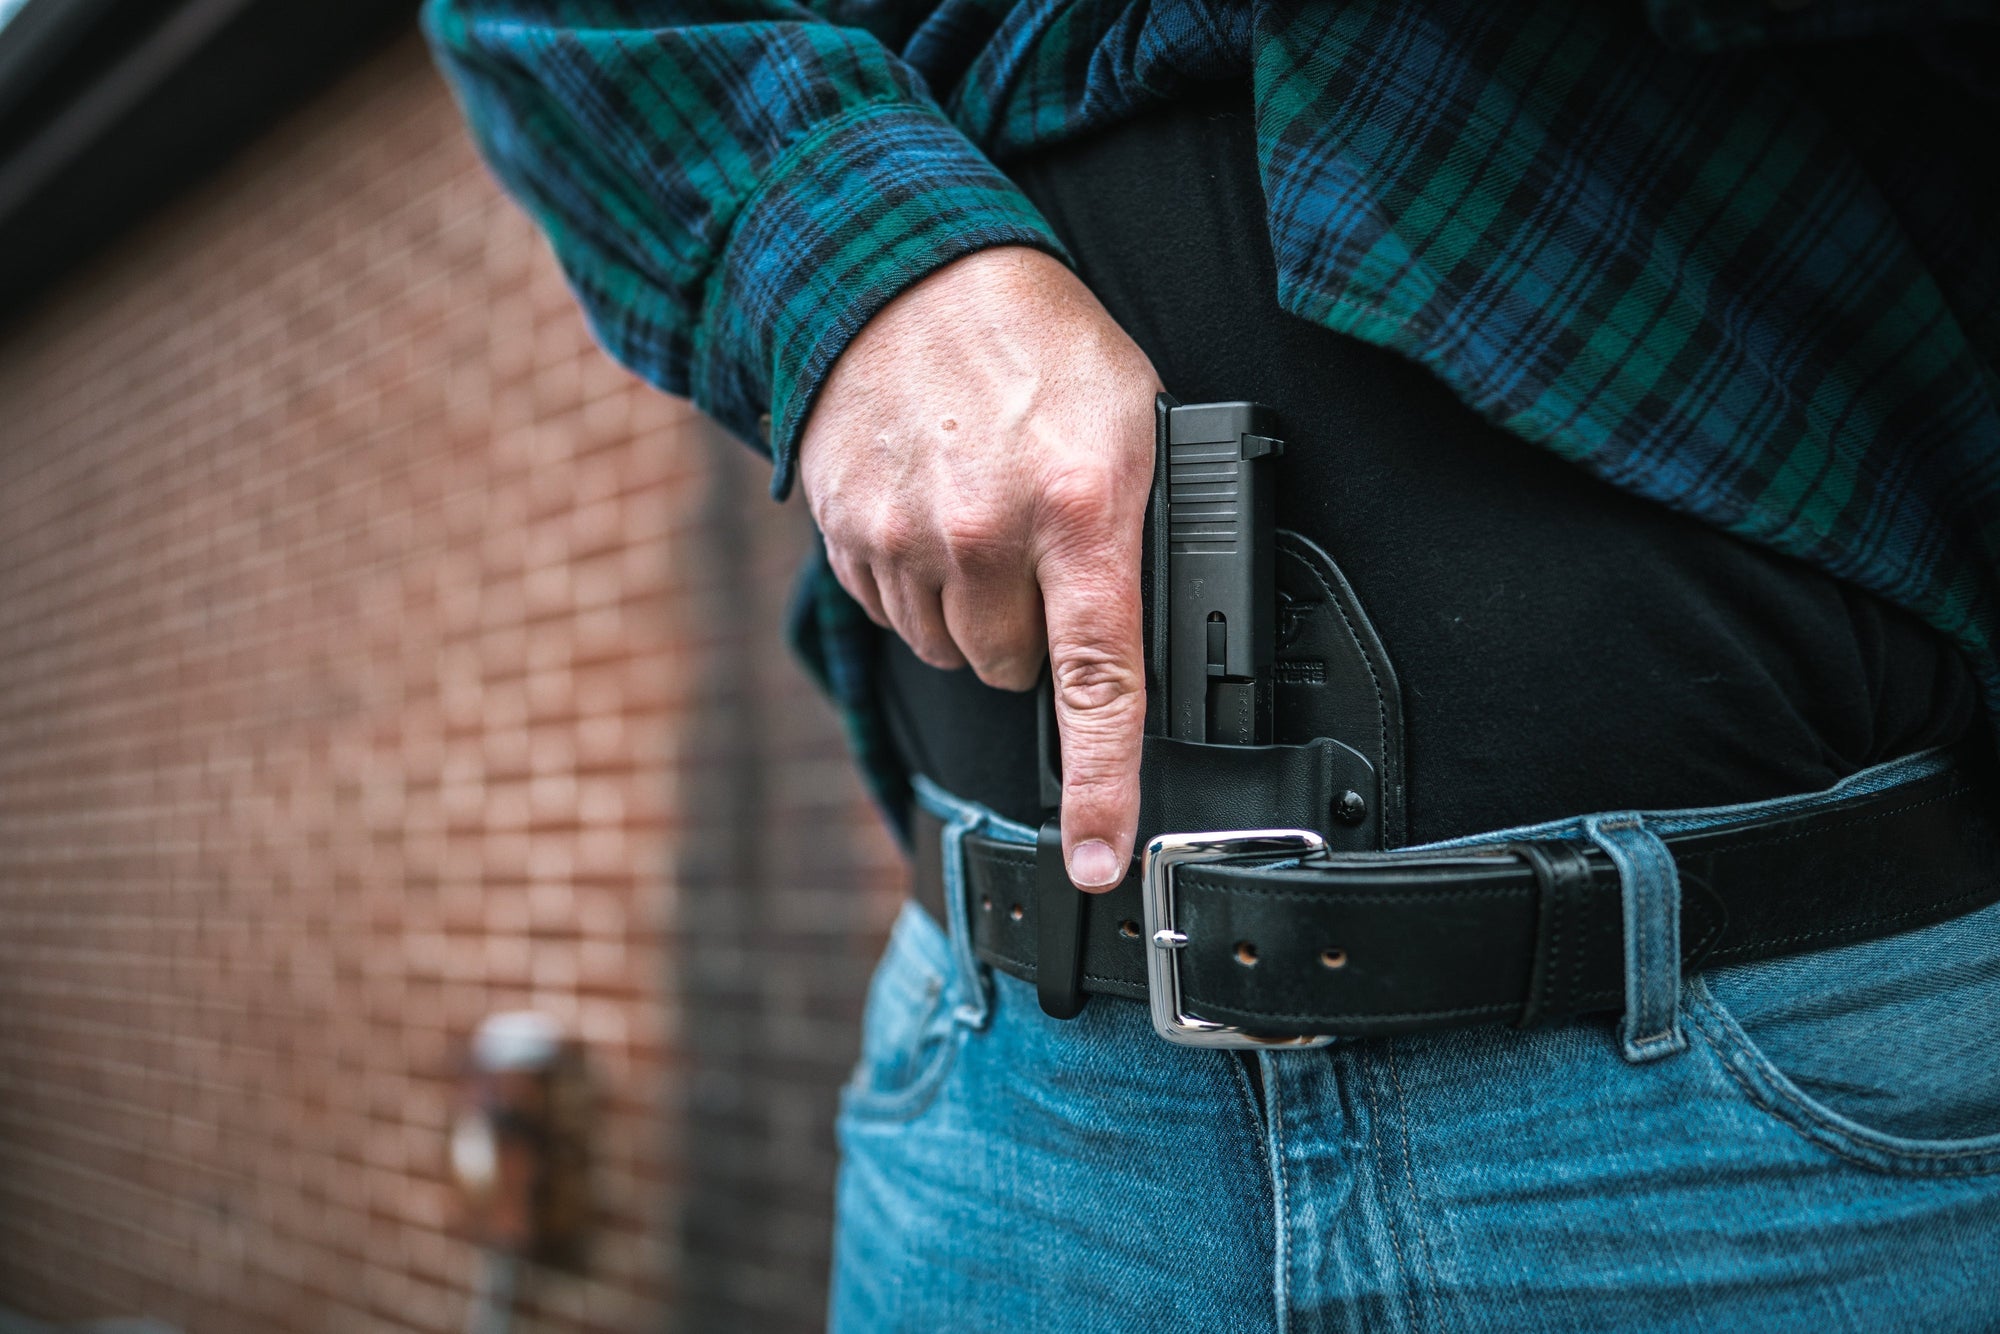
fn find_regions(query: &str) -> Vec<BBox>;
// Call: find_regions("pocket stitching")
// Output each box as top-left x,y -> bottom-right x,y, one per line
1686,977 -> 2000,1176
839,1019 -> 962,1124
840,911 -> 964,1125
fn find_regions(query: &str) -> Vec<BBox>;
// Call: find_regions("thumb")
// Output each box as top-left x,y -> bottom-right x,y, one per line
1039,541 -> 1147,892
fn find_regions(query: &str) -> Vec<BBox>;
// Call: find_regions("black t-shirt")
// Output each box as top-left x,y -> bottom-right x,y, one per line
878,86 -> 1976,844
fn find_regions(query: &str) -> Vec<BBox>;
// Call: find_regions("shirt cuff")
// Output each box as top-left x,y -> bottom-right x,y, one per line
690,100 -> 1068,500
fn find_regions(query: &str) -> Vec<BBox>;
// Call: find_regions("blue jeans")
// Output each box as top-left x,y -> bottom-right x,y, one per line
829,752 -> 2000,1332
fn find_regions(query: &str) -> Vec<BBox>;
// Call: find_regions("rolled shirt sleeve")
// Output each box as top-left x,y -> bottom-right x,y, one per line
422,0 -> 1067,497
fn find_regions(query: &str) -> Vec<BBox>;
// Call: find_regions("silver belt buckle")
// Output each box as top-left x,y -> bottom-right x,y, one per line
1141,828 -> 1339,1049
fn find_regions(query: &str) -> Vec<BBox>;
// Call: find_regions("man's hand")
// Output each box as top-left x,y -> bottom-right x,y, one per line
799,246 -> 1160,890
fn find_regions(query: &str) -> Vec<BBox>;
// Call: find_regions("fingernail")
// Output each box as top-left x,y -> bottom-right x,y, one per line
1069,839 -> 1122,889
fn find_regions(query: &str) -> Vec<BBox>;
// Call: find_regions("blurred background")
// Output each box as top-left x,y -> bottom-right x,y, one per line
0,3 -> 906,1331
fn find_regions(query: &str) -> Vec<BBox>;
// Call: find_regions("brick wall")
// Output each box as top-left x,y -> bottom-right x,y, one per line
0,31 -> 903,1334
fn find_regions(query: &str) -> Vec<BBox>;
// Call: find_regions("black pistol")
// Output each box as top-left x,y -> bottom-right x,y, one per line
1158,395 -> 1283,746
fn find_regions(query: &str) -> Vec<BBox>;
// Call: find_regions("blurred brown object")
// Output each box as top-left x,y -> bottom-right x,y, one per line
449,1013 -> 590,1266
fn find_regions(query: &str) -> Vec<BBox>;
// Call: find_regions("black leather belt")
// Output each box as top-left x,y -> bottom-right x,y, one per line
911,742 -> 2000,1047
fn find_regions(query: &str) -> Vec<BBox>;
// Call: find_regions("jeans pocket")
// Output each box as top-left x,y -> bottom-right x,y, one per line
1685,896 -> 2000,1176
840,900 -> 963,1124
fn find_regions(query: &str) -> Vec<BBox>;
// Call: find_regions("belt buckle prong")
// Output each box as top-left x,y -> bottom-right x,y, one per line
1140,828 -> 1339,1049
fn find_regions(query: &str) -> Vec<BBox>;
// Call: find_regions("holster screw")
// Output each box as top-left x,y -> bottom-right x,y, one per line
1335,790 -> 1368,825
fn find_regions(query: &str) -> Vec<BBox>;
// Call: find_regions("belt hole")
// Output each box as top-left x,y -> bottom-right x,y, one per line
1320,948 -> 1347,970
1008,903 -> 1024,922
1234,941 -> 1259,967
980,894 -> 992,913
1118,919 -> 1140,940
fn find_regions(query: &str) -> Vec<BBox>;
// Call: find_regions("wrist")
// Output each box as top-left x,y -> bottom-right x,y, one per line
692,103 -> 1066,500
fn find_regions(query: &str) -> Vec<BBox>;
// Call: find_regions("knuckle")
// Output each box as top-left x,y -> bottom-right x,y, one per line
952,590 -> 1044,690
1052,649 -> 1143,716
895,616 -> 964,672
939,506 -> 1018,571
1059,758 -> 1140,821
842,490 -> 918,557
968,649 -> 1041,693
866,511 -> 917,559
1038,460 -> 1117,529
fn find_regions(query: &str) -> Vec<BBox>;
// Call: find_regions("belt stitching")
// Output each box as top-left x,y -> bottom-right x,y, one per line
1677,783 -> 1964,857
1170,880 -> 1533,904
1703,885 -> 1995,964
1191,998 -> 1531,1025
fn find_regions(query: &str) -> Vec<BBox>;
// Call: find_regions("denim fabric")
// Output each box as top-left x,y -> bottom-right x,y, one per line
830,755 -> 2000,1332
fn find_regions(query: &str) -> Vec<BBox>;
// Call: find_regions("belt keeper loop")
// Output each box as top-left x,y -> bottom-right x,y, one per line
1033,672 -> 1089,1020
1512,840 -> 1596,1029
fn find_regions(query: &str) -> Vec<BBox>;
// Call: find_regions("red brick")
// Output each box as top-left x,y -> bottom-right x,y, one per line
0,28 -> 899,1334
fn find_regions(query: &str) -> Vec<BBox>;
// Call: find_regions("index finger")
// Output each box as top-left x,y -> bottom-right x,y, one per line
1038,530 -> 1147,891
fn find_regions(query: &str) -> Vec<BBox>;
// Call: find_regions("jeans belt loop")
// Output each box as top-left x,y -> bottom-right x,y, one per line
1584,813 -> 1688,1063
912,774 -> 999,1031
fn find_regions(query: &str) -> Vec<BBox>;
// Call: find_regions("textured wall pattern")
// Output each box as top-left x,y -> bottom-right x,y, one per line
0,32 -> 901,1334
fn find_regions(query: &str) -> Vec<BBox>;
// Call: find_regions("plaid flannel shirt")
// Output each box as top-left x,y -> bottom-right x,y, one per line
423,0 -> 2000,833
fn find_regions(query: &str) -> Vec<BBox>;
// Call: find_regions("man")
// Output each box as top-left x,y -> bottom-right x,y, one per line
425,2 -> 2000,1328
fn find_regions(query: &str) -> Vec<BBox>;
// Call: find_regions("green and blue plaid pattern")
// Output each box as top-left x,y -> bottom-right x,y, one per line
425,0 -> 2000,831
